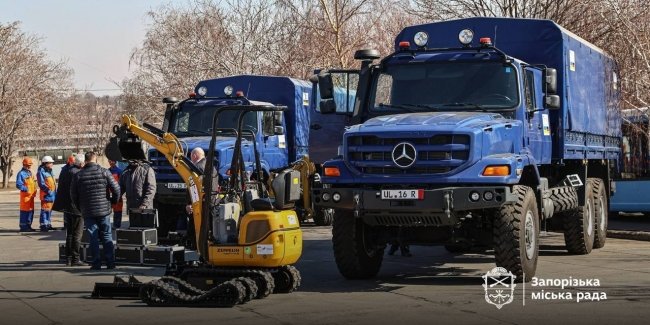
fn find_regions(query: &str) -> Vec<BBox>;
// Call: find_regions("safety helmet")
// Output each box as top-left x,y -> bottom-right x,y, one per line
22,157 -> 33,166
41,156 -> 54,163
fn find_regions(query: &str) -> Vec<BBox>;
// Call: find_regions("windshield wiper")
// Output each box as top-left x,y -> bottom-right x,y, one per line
377,103 -> 422,113
435,103 -> 489,112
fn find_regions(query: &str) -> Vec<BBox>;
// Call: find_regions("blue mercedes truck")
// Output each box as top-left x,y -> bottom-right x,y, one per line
152,75 -> 339,237
312,17 -> 621,281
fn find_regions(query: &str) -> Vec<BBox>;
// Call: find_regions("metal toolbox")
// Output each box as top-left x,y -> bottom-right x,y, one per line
142,246 -> 185,266
116,228 -> 157,246
128,208 -> 158,228
114,246 -> 143,265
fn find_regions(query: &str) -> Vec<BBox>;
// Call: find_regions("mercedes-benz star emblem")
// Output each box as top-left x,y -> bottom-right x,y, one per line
392,142 -> 417,168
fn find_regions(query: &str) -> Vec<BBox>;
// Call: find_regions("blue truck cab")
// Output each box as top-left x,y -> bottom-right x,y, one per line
313,17 -> 621,281
152,75 -> 325,235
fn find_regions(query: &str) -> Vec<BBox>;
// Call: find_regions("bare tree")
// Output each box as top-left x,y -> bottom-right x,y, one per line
0,22 -> 73,188
122,0 -> 307,122
277,0 -> 419,69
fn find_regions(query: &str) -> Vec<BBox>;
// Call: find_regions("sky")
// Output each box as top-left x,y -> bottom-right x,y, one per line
0,0 -> 183,96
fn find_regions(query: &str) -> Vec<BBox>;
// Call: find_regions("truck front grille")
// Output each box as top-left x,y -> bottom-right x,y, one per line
362,212 -> 447,226
346,134 -> 470,175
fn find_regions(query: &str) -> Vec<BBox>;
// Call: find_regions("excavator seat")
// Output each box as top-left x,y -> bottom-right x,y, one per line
250,198 -> 275,211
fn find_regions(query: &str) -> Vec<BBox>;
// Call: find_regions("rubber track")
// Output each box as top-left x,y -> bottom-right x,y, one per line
591,178 -> 607,249
493,185 -> 530,280
179,268 -> 275,299
234,277 -> 258,303
139,277 -> 245,307
563,179 -> 595,255
272,265 -> 302,293
549,186 -> 578,213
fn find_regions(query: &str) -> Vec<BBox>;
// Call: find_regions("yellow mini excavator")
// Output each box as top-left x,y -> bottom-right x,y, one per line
101,105 -> 303,307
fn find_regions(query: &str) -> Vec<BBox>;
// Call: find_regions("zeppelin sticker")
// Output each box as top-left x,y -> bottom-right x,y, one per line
188,177 -> 199,203
287,214 -> 298,225
569,50 -> 576,71
257,244 -> 274,255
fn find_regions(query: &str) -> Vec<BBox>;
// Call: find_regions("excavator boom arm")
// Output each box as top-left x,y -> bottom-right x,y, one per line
115,115 -> 206,257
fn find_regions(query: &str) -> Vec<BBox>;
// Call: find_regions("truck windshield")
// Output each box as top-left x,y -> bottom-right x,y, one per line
170,103 -> 258,137
370,61 -> 519,112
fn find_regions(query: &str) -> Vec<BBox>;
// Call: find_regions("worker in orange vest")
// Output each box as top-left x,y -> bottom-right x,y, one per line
16,157 -> 37,232
108,160 -> 124,228
37,156 -> 57,232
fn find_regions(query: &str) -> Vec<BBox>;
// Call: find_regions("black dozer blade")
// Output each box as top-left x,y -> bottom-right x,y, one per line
92,275 -> 143,299
104,125 -> 147,161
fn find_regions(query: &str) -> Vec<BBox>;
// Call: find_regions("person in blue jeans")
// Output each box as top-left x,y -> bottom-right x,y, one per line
71,152 -> 120,270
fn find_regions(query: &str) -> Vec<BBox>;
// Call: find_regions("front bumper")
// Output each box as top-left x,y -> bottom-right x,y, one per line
154,182 -> 188,205
313,186 -> 514,226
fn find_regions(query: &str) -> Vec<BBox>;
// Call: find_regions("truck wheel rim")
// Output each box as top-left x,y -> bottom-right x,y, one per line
586,198 -> 594,237
524,210 -> 536,260
598,197 -> 606,232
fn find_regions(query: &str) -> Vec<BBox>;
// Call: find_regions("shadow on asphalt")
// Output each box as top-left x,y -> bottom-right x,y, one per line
0,260 -> 162,277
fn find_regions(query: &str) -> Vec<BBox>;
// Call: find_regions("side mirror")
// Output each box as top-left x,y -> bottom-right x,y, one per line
544,95 -> 560,110
273,111 -> 283,126
274,126 -> 285,135
318,73 -> 334,99
319,99 -> 337,114
545,68 -> 557,94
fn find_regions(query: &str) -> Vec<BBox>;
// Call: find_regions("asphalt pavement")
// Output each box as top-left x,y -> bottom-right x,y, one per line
1,189 -> 649,325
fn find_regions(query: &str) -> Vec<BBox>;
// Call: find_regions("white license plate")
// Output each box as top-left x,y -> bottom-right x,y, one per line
167,183 -> 187,189
381,189 -> 424,200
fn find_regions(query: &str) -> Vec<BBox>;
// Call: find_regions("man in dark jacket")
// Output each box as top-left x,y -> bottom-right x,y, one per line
71,152 -> 120,270
119,160 -> 156,210
53,153 -> 85,266
119,160 -> 156,231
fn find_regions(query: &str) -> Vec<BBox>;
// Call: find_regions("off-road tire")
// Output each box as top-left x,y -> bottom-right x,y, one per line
563,179 -> 596,254
313,208 -> 334,226
549,186 -> 578,213
592,179 -> 608,249
332,210 -> 384,279
493,185 -> 539,282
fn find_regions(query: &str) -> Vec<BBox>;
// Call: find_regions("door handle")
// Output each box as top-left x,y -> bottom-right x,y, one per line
310,123 -> 322,130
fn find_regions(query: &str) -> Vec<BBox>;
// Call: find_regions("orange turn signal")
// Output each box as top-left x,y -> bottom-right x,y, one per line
324,167 -> 341,177
482,165 -> 510,176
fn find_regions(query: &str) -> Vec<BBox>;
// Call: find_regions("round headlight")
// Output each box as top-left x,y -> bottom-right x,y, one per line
458,29 -> 474,45
483,191 -> 494,201
469,191 -> 480,202
332,192 -> 341,202
224,85 -> 233,96
414,31 -> 428,47
197,86 -> 208,96
322,192 -> 331,201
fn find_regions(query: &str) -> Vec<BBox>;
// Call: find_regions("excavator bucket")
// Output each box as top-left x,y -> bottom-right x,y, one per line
91,275 -> 143,299
104,125 -> 147,161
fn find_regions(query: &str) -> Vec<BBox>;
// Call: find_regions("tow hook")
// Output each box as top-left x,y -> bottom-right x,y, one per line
444,190 -> 454,218
353,193 -> 361,217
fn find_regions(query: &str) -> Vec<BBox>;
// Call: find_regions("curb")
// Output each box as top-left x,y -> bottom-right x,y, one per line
607,230 -> 650,242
